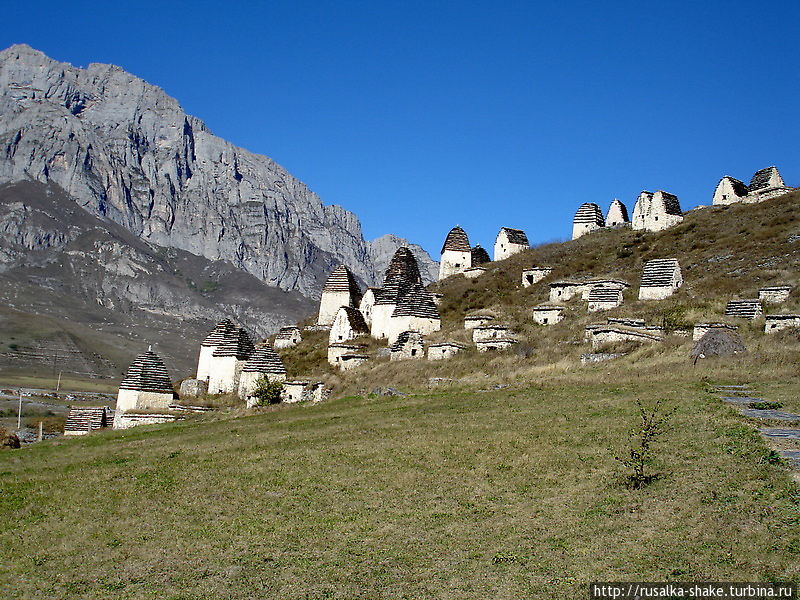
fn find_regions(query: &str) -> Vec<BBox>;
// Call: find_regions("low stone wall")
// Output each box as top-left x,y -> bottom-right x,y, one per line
113,413 -> 181,430
765,315 -> 800,333
427,343 -> 467,360
464,315 -> 494,329
476,338 -> 518,353
580,353 -> 625,364
638,285 -> 677,301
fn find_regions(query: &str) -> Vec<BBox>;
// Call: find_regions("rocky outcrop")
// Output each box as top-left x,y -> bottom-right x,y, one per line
367,234 -> 438,284
0,180 -> 314,375
0,44 -> 381,297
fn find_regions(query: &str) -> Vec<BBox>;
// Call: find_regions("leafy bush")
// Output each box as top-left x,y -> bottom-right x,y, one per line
251,376 -> 284,406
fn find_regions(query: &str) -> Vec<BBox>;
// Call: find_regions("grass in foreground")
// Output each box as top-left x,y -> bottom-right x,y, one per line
1,373 -> 798,599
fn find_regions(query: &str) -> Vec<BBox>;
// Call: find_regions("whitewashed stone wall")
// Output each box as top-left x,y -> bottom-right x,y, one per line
115,389 -> 173,415
427,343 -> 466,360
631,191 -> 683,232
195,345 -> 215,382
391,332 -> 425,361
549,283 -> 586,303
588,327 -> 662,350
439,249 -> 472,280
759,287 -> 791,304
464,315 -> 494,329
359,290 -> 378,327
329,308 -> 366,344
319,290 -> 356,326
693,323 -> 738,342
476,339 -> 518,352
572,221 -> 602,240
385,316 -> 440,345
113,413 -> 180,430
532,306 -> 564,325
494,229 -> 528,261
473,325 -> 513,342
370,303 -> 397,340
327,343 -> 365,366
240,372 -> 287,407
765,315 -> 800,333
522,267 -> 552,287
339,354 -> 369,371
207,356 -> 245,394
463,267 -> 486,279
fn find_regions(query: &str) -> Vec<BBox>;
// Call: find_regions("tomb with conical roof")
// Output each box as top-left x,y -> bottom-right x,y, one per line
196,319 -> 236,381
317,265 -> 363,326
712,166 -> 792,205
572,203 -> 605,239
605,199 -> 629,228
439,226 -> 473,280
329,305 -> 370,344
208,325 -> 256,394
238,343 -> 287,406
114,348 -> 175,426
371,247 -> 439,341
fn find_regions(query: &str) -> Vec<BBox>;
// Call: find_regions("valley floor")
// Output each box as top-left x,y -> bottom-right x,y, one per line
1,371 -> 799,599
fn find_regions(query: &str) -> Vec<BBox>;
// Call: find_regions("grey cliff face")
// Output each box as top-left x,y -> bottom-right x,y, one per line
0,44 -> 377,296
367,234 -> 439,284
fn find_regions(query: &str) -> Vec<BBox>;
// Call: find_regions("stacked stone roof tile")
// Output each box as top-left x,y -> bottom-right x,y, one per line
606,199 -> 629,223
721,176 -> 749,196
587,287 -> 623,302
64,406 -> 111,433
323,265 -> 362,295
471,245 -> 491,265
201,319 -> 236,347
748,166 -> 780,191
640,259 -> 680,287
242,344 -> 287,375
725,299 -> 763,319
377,248 -> 424,306
119,350 -> 174,394
500,227 -> 529,245
656,191 -> 683,216
573,203 -> 605,225
391,283 -> 440,319
441,226 -> 471,253
212,327 -> 255,359
275,326 -> 300,340
339,305 -> 370,333
390,330 -> 423,352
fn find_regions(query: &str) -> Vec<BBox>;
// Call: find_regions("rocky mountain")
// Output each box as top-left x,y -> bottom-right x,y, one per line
0,180 -> 315,376
367,234 -> 438,284
0,44 -> 434,299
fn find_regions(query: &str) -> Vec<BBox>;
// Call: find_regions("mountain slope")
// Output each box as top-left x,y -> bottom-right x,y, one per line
367,234 -> 438,284
0,43 -> 426,296
0,180 -> 314,377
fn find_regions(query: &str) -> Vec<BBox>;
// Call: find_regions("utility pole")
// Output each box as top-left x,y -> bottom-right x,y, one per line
16,389 -> 22,431
38,421 -> 43,442
56,371 -> 62,392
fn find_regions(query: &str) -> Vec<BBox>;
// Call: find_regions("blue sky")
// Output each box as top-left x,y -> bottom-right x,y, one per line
3,1 -> 800,256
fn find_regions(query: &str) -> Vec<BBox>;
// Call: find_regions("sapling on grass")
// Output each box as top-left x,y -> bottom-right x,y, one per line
616,398 -> 676,489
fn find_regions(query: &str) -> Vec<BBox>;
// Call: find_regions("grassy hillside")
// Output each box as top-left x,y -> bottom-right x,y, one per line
2,193 -> 800,598
1,374 -> 799,599
274,191 -> 800,395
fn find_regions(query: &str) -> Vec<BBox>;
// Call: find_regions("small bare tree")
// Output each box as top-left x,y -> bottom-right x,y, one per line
616,399 -> 675,489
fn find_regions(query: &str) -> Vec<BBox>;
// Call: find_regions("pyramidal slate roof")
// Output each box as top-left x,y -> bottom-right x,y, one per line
323,265 -> 362,295
499,227 -> 529,245
574,203 -> 605,225
383,247 -> 422,286
654,191 -> 682,216
471,245 -> 490,265
119,350 -> 174,394
725,299 -> 763,319
441,226 -> 471,254
720,176 -> 749,197
588,287 -> 623,302
275,326 -> 300,340
212,327 -> 255,359
378,248 -> 423,305
748,166 -> 782,191
641,259 -> 681,287
390,330 -> 424,351
337,305 -> 369,333
201,319 -> 236,347
242,344 -> 286,375
391,283 -> 440,319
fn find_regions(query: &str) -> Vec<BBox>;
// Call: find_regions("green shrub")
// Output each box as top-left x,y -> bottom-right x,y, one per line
251,376 -> 284,406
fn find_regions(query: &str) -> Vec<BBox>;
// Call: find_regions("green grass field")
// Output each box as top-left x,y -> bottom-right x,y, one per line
1,370 -> 798,599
